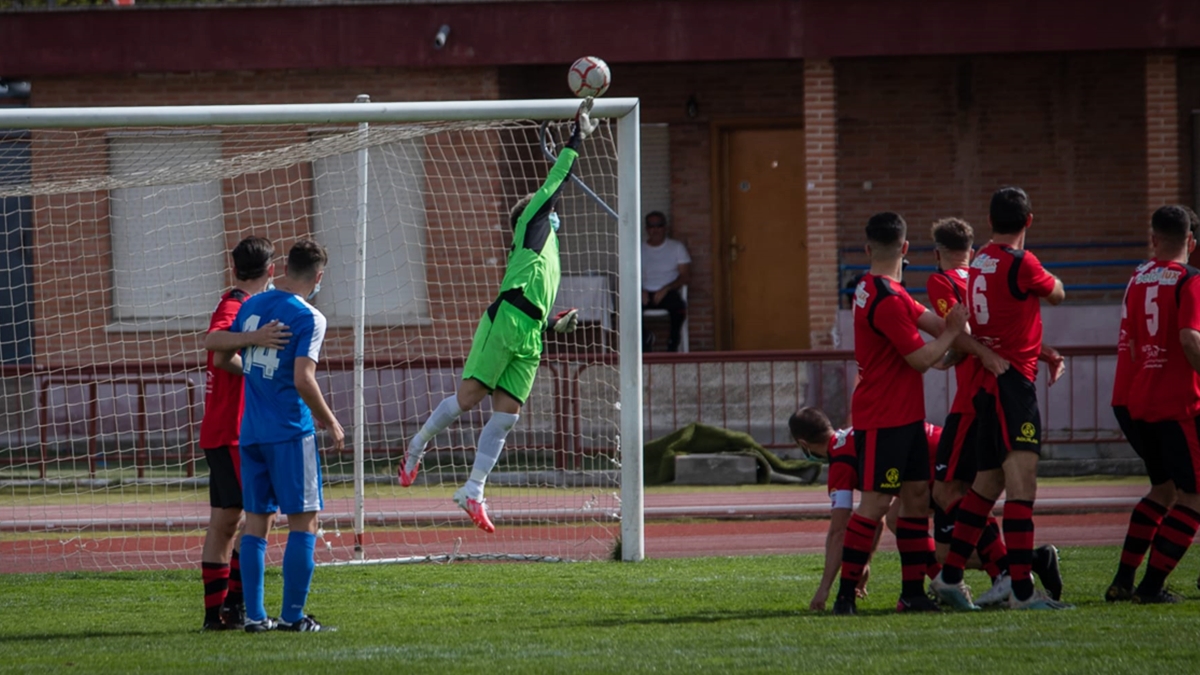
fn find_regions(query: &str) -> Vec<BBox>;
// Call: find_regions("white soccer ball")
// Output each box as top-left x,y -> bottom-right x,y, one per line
568,56 -> 611,98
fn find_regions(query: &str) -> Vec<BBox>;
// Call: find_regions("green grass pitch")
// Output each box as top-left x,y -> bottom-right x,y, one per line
1,546 -> 1198,674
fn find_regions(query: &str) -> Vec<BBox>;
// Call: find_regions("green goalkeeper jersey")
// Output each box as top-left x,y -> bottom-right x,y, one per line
497,144 -> 579,327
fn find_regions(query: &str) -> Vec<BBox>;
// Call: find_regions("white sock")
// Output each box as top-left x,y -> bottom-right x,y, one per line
464,412 -> 519,500
406,397 -> 463,470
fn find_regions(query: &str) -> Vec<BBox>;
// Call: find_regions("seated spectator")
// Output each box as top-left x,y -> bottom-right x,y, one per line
641,211 -> 691,352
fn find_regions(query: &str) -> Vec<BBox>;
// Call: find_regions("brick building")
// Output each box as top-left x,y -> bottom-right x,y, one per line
1,0 -> 1199,363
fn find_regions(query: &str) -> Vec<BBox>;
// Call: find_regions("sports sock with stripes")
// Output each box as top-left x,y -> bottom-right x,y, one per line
201,562 -> 230,624
836,513 -> 879,600
976,516 -> 1008,580
226,547 -> 243,608
896,516 -> 935,597
1137,504 -> 1200,595
1114,497 -> 1168,589
1003,500 -> 1035,602
281,531 -> 317,624
941,489 -> 995,585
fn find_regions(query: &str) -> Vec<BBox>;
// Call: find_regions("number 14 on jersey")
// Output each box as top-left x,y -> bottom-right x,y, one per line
241,314 -> 281,379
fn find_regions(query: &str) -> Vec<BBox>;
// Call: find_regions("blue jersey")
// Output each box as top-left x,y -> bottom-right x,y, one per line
231,289 -> 328,445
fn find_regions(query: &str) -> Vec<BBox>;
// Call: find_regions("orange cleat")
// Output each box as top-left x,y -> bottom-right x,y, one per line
398,448 -> 420,488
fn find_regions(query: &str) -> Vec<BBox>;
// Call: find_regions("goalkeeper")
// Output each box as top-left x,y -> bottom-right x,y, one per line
398,97 -> 598,532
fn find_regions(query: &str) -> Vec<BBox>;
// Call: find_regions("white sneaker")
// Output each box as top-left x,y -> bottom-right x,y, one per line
975,572 -> 1013,607
1009,588 -> 1074,610
930,571 -> 981,611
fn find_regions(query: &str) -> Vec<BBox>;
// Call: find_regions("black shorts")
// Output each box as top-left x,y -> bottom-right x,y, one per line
204,445 -> 243,510
1133,418 -> 1200,492
936,411 -> 979,483
855,421 -> 930,495
974,369 -> 1042,472
1113,405 -> 1148,466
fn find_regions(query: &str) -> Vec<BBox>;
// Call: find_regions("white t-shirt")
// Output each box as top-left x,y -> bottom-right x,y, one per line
641,238 -> 691,292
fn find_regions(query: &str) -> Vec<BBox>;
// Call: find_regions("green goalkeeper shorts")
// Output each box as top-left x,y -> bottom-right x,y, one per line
462,302 -> 543,405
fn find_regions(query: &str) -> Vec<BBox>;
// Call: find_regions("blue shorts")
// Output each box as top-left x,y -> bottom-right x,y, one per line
240,434 -> 324,515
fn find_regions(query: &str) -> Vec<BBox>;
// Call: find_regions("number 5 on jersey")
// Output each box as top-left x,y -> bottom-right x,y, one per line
241,314 -> 281,379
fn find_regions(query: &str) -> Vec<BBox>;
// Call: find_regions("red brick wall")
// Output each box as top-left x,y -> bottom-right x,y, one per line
804,59 -> 838,348
29,69 -> 500,368
836,52 -> 1147,305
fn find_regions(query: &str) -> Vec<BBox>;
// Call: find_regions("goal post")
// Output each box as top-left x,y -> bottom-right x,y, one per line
0,97 -> 644,570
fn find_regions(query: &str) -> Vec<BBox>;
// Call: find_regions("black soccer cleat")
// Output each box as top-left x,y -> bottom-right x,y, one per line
1131,588 -> 1181,605
201,619 -> 230,632
1032,544 -> 1063,601
896,594 -> 942,613
277,615 -> 334,632
220,602 -> 245,630
244,617 -> 278,633
832,597 -> 857,616
1105,583 -> 1133,603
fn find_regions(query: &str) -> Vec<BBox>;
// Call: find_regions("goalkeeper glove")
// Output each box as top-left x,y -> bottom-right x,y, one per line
550,308 -> 579,334
572,97 -> 599,142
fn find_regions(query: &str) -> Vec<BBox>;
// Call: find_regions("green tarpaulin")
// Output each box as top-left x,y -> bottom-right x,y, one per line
642,422 -> 823,486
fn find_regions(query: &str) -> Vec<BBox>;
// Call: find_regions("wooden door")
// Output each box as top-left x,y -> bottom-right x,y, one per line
721,127 -> 809,350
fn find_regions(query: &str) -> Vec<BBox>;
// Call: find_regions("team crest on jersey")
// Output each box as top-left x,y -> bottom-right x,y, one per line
880,467 -> 901,489
971,253 -> 998,274
854,281 -> 869,308
936,298 -> 948,315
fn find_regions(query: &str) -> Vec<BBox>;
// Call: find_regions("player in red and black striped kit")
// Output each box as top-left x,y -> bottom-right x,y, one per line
926,217 -> 1065,606
789,408 -> 944,612
1110,205 -> 1200,604
834,211 -> 972,615
198,237 -> 290,631
931,187 -> 1069,611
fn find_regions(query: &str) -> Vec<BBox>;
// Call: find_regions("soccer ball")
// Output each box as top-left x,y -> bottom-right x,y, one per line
568,56 -> 611,98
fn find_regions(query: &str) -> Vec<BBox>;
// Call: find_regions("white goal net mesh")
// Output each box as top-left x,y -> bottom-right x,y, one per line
0,113 -> 624,571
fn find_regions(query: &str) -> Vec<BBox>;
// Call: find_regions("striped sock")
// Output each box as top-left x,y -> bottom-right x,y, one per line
1003,500 -> 1035,602
1114,497 -> 1168,589
837,514 -> 879,600
941,489 -> 995,585
976,517 -> 1008,580
201,562 -> 230,624
226,548 -> 243,607
1137,504 -> 1200,595
896,516 -> 935,597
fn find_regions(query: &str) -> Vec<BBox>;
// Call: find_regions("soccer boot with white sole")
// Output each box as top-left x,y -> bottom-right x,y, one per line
278,615 -> 335,632
1009,589 -> 1074,610
453,486 -> 496,533
930,571 -> 980,611
974,572 -> 1013,607
243,617 -> 277,633
1032,544 -> 1064,601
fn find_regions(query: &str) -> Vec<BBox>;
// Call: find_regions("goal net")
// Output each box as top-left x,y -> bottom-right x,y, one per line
0,99 -> 644,572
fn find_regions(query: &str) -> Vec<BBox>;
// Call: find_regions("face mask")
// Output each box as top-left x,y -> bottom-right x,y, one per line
306,282 -> 321,302
549,212 -> 561,232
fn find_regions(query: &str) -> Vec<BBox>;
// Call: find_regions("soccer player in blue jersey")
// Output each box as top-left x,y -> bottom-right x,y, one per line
398,98 -> 597,532
214,238 -> 345,633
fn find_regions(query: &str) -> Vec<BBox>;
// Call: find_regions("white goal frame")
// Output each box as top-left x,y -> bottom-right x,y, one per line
0,98 -> 645,563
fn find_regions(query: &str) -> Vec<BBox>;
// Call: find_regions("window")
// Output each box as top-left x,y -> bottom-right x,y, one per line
108,134 -> 224,325
311,140 -> 429,326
